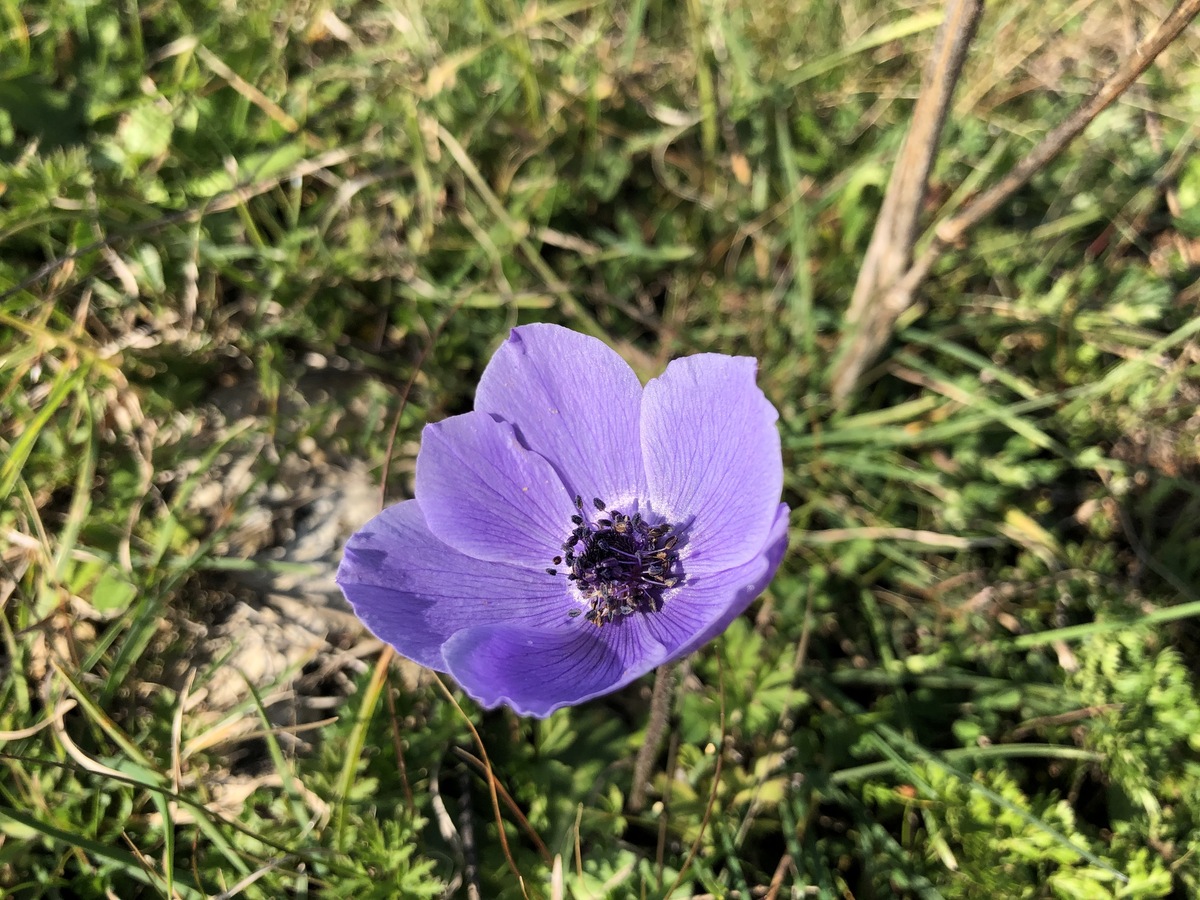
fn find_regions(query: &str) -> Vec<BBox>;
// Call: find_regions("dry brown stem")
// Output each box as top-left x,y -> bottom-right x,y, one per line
841,0 -> 983,344
628,660 -> 678,813
832,0 -> 1200,403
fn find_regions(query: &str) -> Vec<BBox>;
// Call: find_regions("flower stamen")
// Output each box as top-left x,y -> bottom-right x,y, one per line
551,497 -> 682,626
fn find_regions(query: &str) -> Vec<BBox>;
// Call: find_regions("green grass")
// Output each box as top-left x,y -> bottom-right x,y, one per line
3,0 -> 1200,896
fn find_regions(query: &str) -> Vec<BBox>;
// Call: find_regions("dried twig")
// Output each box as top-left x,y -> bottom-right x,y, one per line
840,0 -> 983,358
453,746 -> 553,864
458,765 -> 482,900
433,676 -> 531,900
382,675 -> 415,813
664,658 -> 727,898
931,0 -> 1200,247
832,0 -> 1200,402
628,660 -> 677,813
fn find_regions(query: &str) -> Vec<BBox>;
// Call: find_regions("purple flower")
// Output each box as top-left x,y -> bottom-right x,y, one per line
336,324 -> 789,717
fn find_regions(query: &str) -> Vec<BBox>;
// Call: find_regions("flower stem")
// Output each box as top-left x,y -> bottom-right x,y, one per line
629,661 -> 678,813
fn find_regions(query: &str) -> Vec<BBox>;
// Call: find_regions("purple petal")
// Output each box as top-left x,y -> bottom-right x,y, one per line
642,355 -> 783,575
442,620 -> 670,717
415,410 -> 577,567
640,502 -> 790,659
337,500 -> 575,669
474,324 -> 648,506
441,503 -> 789,716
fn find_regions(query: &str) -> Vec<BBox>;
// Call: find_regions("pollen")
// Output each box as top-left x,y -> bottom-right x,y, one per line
550,495 -> 682,626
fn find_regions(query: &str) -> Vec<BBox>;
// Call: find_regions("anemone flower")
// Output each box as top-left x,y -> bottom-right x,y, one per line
337,324 -> 788,717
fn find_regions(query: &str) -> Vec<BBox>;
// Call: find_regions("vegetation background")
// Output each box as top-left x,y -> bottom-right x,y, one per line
2,0 -> 1199,896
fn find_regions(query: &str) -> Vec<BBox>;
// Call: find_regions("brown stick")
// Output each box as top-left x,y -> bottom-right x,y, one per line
831,0 -> 1200,403
628,661 -> 678,813
841,0 -> 983,334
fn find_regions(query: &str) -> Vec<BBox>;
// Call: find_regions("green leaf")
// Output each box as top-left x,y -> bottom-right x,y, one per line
91,569 -> 138,613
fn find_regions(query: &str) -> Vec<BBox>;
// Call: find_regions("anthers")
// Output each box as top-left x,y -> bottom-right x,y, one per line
549,495 -> 682,626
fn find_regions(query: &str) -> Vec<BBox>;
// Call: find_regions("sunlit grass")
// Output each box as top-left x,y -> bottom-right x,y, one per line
3,0 -> 1200,896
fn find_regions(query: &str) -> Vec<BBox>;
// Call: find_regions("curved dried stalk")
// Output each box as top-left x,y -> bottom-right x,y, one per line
832,0 -> 1200,403
840,0 -> 984,347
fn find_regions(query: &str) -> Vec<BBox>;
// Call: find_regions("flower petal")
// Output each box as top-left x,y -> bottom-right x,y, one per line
415,410 -> 577,566
640,502 -> 790,659
642,354 -> 783,574
474,324 -> 648,505
337,500 -> 575,669
440,504 -> 787,716
442,620 -> 669,717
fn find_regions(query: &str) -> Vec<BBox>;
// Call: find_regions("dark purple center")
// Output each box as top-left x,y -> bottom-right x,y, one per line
546,496 -> 682,626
